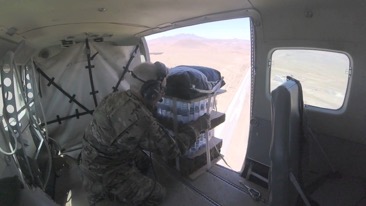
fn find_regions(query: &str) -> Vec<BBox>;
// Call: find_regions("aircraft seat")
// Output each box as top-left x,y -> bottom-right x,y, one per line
269,77 -> 309,206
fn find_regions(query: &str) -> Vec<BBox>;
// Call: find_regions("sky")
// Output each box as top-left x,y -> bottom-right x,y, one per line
145,18 -> 250,40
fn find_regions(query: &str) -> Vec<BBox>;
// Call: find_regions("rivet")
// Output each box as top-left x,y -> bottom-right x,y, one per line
98,8 -> 107,12
305,10 -> 314,18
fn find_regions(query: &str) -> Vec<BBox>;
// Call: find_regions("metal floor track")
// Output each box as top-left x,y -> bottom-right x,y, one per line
154,158 -> 268,206
54,155 -> 268,206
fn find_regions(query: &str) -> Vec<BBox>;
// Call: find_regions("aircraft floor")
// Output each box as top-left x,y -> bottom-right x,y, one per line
54,155 -> 268,206
50,155 -> 366,206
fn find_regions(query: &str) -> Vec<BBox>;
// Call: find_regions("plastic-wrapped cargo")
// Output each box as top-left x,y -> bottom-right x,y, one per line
156,94 -> 217,162
184,130 -> 215,156
156,95 -> 215,125
156,65 -> 225,177
165,65 -> 225,100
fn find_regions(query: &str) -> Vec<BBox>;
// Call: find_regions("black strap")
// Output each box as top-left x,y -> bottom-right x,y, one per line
35,64 -> 93,115
40,110 -> 92,127
290,75 -> 336,173
85,39 -> 99,107
113,45 -> 139,92
290,172 -> 311,206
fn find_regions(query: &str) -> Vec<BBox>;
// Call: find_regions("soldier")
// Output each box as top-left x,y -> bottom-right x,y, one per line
80,61 -> 210,205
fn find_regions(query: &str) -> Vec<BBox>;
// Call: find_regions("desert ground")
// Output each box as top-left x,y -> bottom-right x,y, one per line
271,50 -> 349,109
147,35 -> 251,171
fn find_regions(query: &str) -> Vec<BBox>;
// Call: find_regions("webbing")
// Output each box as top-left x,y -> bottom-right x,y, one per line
113,45 -> 139,92
85,39 -> 99,107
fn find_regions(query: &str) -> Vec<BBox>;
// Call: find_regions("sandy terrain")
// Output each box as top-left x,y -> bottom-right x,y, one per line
148,35 -> 251,112
147,35 -> 251,171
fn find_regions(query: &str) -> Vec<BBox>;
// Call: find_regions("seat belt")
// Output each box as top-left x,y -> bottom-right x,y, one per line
305,126 -> 336,173
289,172 -> 311,206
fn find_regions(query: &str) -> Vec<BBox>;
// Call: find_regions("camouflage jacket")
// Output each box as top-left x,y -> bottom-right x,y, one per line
81,90 -> 199,176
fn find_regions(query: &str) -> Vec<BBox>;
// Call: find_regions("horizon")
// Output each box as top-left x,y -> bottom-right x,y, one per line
146,18 -> 250,40
147,33 -> 251,41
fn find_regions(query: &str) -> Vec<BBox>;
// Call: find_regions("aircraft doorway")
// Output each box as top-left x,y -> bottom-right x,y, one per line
146,18 -> 252,172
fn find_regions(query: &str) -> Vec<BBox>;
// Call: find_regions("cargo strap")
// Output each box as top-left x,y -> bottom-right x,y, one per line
85,38 -> 99,107
113,45 -> 139,92
290,172 -> 311,206
208,170 -> 264,202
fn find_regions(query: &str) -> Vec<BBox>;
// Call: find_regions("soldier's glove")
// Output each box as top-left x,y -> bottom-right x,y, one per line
191,113 -> 211,132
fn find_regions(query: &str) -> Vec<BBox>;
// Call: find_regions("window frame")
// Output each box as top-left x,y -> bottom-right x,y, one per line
268,47 -> 352,112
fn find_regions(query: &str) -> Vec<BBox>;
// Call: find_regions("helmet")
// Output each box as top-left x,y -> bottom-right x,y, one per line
127,61 -> 168,102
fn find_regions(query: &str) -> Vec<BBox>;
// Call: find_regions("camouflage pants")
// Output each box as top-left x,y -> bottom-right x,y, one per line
82,151 -> 166,206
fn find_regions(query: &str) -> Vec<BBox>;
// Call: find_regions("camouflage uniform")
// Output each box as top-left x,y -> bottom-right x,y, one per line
80,90 -> 200,205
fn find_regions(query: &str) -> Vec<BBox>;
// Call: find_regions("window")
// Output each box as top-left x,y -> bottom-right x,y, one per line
145,18 -> 251,172
270,49 -> 350,110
